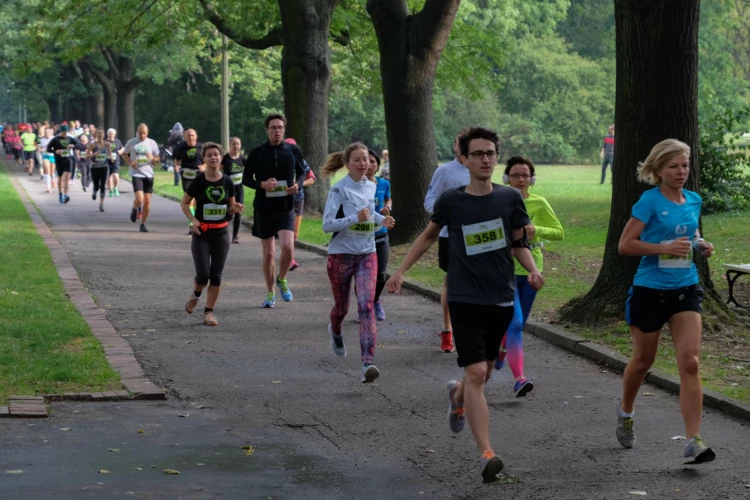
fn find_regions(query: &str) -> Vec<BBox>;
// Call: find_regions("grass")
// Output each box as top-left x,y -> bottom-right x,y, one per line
0,164 -> 122,404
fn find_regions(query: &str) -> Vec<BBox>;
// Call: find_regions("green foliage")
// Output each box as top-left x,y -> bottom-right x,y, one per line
699,107 -> 750,214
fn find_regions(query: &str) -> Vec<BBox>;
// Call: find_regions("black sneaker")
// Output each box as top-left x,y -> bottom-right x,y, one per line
130,208 -> 138,223
92,191 -> 97,201
139,224 -> 148,233
83,186 -> 87,192
63,195 -> 70,204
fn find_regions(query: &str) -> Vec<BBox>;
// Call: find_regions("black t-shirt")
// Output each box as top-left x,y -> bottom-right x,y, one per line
174,141 -> 204,179
242,141 -> 305,212
221,154 -> 246,186
186,172 -> 236,224
107,138 -> 124,166
431,184 -> 530,305
46,135 -> 80,169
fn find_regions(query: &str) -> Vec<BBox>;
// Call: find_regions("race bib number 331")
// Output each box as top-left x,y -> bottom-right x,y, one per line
462,218 -> 506,256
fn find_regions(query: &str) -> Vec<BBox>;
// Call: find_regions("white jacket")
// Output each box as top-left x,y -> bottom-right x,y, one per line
323,174 -> 385,255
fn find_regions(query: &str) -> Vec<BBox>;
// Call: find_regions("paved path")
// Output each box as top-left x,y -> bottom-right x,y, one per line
3,164 -> 750,499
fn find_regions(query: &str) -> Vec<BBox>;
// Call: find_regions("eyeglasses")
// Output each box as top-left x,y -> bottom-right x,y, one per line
268,126 -> 285,131
509,174 -> 531,179
468,150 -> 497,159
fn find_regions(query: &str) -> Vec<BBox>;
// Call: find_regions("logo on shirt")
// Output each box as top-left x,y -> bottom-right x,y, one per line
187,148 -> 197,159
675,224 -> 688,235
205,186 -> 226,203
60,140 -> 68,147
662,211 -> 669,215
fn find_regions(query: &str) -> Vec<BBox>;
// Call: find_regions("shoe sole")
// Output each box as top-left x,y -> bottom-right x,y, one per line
262,304 -> 275,308
441,347 -> 454,353
481,457 -> 505,483
186,301 -> 197,314
204,320 -> 219,326
515,381 -> 534,398
362,366 -> 379,383
685,447 -> 716,464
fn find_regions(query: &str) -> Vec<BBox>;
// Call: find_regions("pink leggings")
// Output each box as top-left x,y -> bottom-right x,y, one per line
327,252 -> 378,364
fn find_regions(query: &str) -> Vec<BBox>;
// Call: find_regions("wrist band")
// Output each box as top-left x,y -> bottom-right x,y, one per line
692,238 -> 705,250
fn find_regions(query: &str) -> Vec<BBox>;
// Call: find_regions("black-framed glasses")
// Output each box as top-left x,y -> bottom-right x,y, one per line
468,150 -> 497,159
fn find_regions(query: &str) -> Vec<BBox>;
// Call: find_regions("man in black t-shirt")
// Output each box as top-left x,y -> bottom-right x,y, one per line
46,125 -> 80,204
387,127 -> 544,484
174,128 -> 204,233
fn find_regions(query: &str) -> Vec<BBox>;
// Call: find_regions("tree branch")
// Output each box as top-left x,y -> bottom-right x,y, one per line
332,29 -> 351,46
412,0 -> 461,53
199,0 -> 283,49
100,46 -> 121,81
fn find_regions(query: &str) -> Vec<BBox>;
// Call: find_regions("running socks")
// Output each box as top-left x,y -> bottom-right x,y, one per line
193,290 -> 202,298
204,307 -> 213,314
619,406 -> 635,418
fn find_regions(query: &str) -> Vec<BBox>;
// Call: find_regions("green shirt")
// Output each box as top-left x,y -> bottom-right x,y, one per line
515,192 -> 564,275
21,132 -> 37,152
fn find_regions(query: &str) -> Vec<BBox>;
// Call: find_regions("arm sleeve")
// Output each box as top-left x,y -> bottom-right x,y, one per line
185,177 -> 201,199
46,139 -> 55,154
510,191 -> 531,228
533,198 -> 565,241
226,178 -> 235,199
242,150 -> 258,189
430,193 -> 449,228
424,168 -> 443,213
630,193 -> 651,224
294,148 -> 305,189
322,188 -> 357,233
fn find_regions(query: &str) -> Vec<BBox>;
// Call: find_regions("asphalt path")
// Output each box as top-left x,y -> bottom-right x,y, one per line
2,164 -> 749,499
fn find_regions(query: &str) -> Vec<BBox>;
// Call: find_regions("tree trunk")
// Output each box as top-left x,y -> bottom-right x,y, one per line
116,83 -> 137,140
90,93 -> 105,128
82,95 -> 92,124
87,63 -> 117,130
559,0 -> 730,326
46,96 -> 61,123
367,0 -> 461,244
278,0 -> 340,215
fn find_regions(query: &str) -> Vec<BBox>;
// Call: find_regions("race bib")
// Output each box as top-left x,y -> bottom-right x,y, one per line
110,152 -> 117,161
203,203 -> 227,221
136,155 -> 149,165
182,169 -> 197,180
59,150 -> 70,157
230,172 -> 243,185
659,239 -> 692,268
266,180 -> 288,198
347,218 -> 376,239
462,218 -> 506,256
96,154 -> 107,162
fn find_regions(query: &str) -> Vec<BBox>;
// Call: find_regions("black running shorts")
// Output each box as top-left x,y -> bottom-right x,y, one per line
626,284 -> 704,333
448,302 -> 515,368
252,207 -> 295,240
132,177 -> 154,194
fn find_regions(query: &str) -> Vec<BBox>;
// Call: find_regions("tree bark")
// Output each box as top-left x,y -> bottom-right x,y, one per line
46,95 -> 61,123
90,93 -> 105,128
86,61 -> 117,130
559,0 -> 730,326
367,0 -> 461,244
116,82 -> 138,140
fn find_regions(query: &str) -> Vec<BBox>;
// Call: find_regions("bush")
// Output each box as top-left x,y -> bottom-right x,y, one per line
699,107 -> 750,214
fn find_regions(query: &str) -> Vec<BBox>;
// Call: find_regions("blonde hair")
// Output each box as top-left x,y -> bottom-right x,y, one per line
636,139 -> 690,185
321,142 -> 368,178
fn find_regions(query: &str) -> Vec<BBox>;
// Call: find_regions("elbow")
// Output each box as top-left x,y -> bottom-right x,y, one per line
618,240 -> 629,256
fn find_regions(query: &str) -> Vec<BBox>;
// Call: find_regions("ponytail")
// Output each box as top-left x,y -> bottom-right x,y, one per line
321,142 -> 368,179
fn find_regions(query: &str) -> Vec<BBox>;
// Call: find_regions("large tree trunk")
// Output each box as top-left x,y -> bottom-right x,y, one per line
367,0 -> 461,244
82,94 -> 92,124
46,95 -> 61,123
278,0 -> 339,215
560,0 -> 729,326
87,62 -> 117,130
116,83 -> 137,140
90,93 -> 105,128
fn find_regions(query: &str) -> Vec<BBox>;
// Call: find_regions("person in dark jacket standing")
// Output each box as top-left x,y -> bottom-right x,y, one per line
242,114 -> 306,308
600,124 -> 615,184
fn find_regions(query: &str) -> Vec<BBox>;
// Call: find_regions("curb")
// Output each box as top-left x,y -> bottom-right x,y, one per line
144,177 -> 750,422
3,164 -> 167,408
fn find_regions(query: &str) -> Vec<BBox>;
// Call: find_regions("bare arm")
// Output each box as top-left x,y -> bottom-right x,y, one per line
618,217 -> 691,257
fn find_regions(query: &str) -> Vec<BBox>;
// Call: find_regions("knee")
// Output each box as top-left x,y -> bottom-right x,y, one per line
263,248 -> 275,263
630,352 -> 657,373
209,274 -> 223,287
678,353 -> 700,377
464,364 -> 488,387
195,275 -> 209,287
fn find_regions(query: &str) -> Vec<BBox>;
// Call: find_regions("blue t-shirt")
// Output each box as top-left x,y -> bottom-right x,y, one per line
373,177 -> 391,235
631,187 -> 701,290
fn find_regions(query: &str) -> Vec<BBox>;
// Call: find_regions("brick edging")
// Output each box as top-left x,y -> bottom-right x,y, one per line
2,163 -> 166,405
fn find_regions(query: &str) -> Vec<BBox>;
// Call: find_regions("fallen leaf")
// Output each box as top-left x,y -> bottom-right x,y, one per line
426,450 -> 435,453
99,469 -> 110,474
163,469 -> 180,475
629,492 -> 647,496
396,330 -> 406,335
272,381 -> 281,384
109,448 -> 120,452
186,341 -> 195,344
137,430 -> 144,434
178,413 -> 189,418
674,489 -> 681,492
241,445 -> 255,456
60,427 -> 72,431
10,291 -> 18,295
135,467 -> 143,471
146,329 -> 155,332
671,436 -> 686,441
642,392 -> 655,396
105,304 -> 111,307
196,463 -> 205,466
5,470 -> 23,474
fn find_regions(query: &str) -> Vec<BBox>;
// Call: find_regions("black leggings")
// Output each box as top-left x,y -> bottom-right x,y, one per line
191,226 -> 231,286
374,235 -> 390,302
232,185 -> 244,238
91,167 -> 109,195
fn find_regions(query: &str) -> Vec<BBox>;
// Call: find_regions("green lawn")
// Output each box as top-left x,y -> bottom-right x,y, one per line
0,164 -> 122,403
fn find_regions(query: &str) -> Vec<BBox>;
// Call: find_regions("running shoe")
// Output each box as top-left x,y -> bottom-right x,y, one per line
361,363 -> 379,383
185,295 -> 199,314
494,347 -> 507,370
92,191 -> 97,201
684,436 -> 716,464
58,193 -> 63,204
480,450 -> 504,483
130,207 -> 137,223
289,259 -> 299,271
83,186 -> 87,192
232,236 -> 240,244
446,380 -> 465,434
277,277 -> 293,302
139,224 -> 148,233
513,378 -> 534,397
99,203 -> 104,212
329,323 -> 347,357
440,331 -> 454,353
63,195 -> 70,204
114,188 -> 120,196
108,190 -> 113,198
374,302 -> 386,321
203,311 -> 219,326
136,210 -> 141,220
616,400 -> 635,449
262,292 -> 276,308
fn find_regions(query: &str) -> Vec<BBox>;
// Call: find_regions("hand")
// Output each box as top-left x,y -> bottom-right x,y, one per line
358,207 -> 370,222
191,220 -> 202,235
380,206 -> 391,216
198,164 -> 206,172
382,216 -> 395,229
146,153 -> 154,161
386,272 -> 404,294
697,240 -> 714,258
663,237 -> 691,258
262,178 -> 278,191
525,223 -> 536,239
234,203 -> 245,214
528,271 -> 545,291
67,144 -> 75,149
286,184 -> 299,196
600,151 -> 604,159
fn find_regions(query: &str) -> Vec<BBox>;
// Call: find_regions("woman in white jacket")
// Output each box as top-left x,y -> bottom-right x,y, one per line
322,142 -> 396,383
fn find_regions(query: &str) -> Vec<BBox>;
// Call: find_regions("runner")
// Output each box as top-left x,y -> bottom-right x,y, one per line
221,136 -> 246,244
20,124 -> 37,176
121,123 -> 160,233
182,142 -> 245,326
380,149 -> 390,181
40,127 -> 57,193
167,122 -> 184,186
494,156 -> 564,397
424,131 -> 471,353
365,149 -> 391,320
106,128 -> 124,197
386,127 -> 543,482
173,128 -> 204,234
616,138 -> 715,463
76,134 -> 91,192
46,125 -> 80,204
285,137 -> 316,270
6,126 -> 22,165
322,143 -> 396,382
85,129 -> 110,212
242,114 -> 306,308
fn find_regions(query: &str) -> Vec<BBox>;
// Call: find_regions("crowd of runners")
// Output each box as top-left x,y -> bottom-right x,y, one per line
2,114 -> 717,482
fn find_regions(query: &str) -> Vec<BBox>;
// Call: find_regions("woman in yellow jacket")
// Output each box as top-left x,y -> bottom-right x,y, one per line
496,156 -> 564,396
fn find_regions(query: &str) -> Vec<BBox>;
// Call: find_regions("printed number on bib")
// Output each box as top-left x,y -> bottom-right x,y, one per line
266,180 -> 288,198
348,218 -> 375,239
110,152 -> 117,161
96,154 -> 107,162
60,150 -> 70,157
462,218 -> 506,256
182,169 -> 197,180
659,239 -> 692,268
203,203 -> 227,221
135,145 -> 149,165
230,172 -> 243,185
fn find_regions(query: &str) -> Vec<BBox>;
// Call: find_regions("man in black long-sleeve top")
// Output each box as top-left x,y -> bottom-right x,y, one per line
243,113 -> 306,308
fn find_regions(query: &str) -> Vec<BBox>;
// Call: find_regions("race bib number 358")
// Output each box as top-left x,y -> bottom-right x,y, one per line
462,218 -> 506,256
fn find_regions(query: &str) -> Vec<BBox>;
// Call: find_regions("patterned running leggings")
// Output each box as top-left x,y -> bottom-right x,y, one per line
327,252 -> 378,365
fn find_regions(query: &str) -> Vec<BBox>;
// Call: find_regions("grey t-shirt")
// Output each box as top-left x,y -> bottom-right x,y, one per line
124,137 -> 160,178
431,184 -> 530,305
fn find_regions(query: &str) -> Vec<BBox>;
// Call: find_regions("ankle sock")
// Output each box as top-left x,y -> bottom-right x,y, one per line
204,307 -> 213,314
193,290 -> 202,298
619,406 -> 634,418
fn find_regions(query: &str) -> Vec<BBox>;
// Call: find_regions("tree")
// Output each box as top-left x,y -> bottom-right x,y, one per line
560,0 -> 730,326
